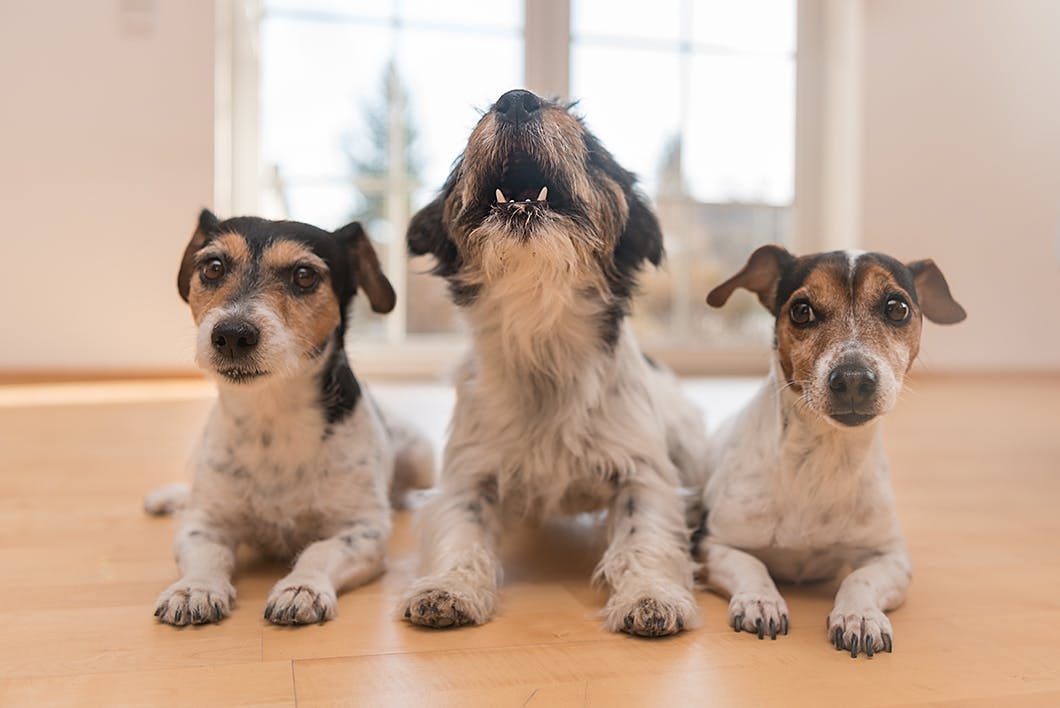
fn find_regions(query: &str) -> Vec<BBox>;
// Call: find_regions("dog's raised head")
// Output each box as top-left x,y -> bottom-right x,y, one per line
708,246 -> 966,427
176,209 -> 395,385
406,89 -> 662,314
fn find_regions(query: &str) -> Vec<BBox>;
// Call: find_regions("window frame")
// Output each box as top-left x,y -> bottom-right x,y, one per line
216,0 -> 856,377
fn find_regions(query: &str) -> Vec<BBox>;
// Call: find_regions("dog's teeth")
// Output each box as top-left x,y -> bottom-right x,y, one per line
495,188 -> 506,203
537,186 -> 548,201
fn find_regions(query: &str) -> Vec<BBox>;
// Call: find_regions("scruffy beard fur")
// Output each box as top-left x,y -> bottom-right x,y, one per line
399,91 -> 709,636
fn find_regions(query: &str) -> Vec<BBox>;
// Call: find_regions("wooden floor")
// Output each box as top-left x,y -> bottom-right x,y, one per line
0,375 -> 1058,707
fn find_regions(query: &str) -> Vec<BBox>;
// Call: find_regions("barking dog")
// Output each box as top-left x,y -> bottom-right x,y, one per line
397,89 -> 708,636
695,246 -> 966,656
147,210 -> 433,626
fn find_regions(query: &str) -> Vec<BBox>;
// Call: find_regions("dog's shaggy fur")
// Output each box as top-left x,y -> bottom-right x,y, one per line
397,90 -> 708,636
695,246 -> 965,656
147,211 -> 433,626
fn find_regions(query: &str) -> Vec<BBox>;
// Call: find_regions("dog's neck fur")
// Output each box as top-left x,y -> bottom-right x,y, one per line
212,334 -> 356,434
767,356 -> 884,506
463,243 -> 616,406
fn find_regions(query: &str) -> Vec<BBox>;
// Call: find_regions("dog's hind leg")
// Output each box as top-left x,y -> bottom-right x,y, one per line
701,539 -> 789,640
595,475 -> 699,637
264,508 -> 392,625
155,515 -> 238,626
398,474 -> 503,628
387,420 -> 436,509
143,482 -> 189,516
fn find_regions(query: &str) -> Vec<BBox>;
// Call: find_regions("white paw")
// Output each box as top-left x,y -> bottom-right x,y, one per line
827,605 -> 893,658
155,578 -> 235,626
265,576 -> 337,625
603,587 -> 698,638
399,575 -> 497,629
729,591 -> 789,640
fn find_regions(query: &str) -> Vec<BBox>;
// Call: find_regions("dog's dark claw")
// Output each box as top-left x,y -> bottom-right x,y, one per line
882,633 -> 893,653
769,618 -> 777,640
733,614 -> 743,632
264,603 -> 274,620
624,615 -> 634,630
154,605 -> 163,617
404,607 -> 411,618
781,615 -> 789,635
756,618 -> 764,639
191,607 -> 201,623
676,615 -> 684,631
833,626 -> 844,650
213,602 -> 222,620
174,608 -> 182,623
865,635 -> 875,657
849,635 -> 859,658
317,606 -> 327,623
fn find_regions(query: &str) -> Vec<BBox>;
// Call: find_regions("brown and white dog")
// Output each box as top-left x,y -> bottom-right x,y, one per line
146,211 -> 433,626
397,89 -> 708,636
694,245 -> 965,656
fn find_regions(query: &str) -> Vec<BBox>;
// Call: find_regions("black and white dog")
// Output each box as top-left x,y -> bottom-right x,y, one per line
398,90 -> 708,636
147,211 -> 433,626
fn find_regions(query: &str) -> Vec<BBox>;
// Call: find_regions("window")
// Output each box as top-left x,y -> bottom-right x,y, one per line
225,0 -> 798,371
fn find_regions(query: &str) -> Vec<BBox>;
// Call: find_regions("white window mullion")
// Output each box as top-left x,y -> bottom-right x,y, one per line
524,0 -> 571,99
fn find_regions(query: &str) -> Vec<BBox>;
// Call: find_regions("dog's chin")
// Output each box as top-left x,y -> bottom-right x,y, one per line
827,411 -> 879,428
212,367 -> 271,385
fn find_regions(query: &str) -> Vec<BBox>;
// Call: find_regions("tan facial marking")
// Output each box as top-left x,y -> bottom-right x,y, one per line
852,263 -> 922,375
775,261 -> 850,388
187,233 -> 251,324
258,241 -> 340,354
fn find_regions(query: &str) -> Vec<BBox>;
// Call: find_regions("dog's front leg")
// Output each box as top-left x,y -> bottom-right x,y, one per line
265,512 -> 391,625
701,540 -> 789,639
596,478 -> 698,637
828,543 -> 910,657
155,518 -> 237,626
399,475 -> 502,628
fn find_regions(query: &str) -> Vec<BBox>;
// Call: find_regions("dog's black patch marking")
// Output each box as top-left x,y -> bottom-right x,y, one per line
466,500 -> 484,524
318,341 -> 361,424
477,477 -> 500,506
690,509 -> 709,557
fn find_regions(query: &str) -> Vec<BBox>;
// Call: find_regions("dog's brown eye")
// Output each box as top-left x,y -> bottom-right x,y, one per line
790,300 -> 816,326
885,297 -> 910,323
202,258 -> 225,281
293,266 -> 318,290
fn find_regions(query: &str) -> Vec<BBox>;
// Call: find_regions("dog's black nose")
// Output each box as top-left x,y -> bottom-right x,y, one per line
494,89 -> 541,126
211,320 -> 259,358
829,364 -> 878,407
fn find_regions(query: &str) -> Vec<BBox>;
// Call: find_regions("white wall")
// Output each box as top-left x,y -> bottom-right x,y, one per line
0,1 -> 214,372
1,1 -> 1057,374
860,0 -> 1060,371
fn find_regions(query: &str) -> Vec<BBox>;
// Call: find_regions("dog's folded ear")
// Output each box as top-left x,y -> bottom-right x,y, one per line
335,222 -> 396,314
177,208 -> 220,302
407,193 -> 462,277
907,259 -> 967,324
616,190 -> 664,270
707,244 -> 793,314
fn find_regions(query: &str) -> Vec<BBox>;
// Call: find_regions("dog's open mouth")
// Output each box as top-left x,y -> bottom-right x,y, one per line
217,368 -> 269,384
490,150 -> 560,216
